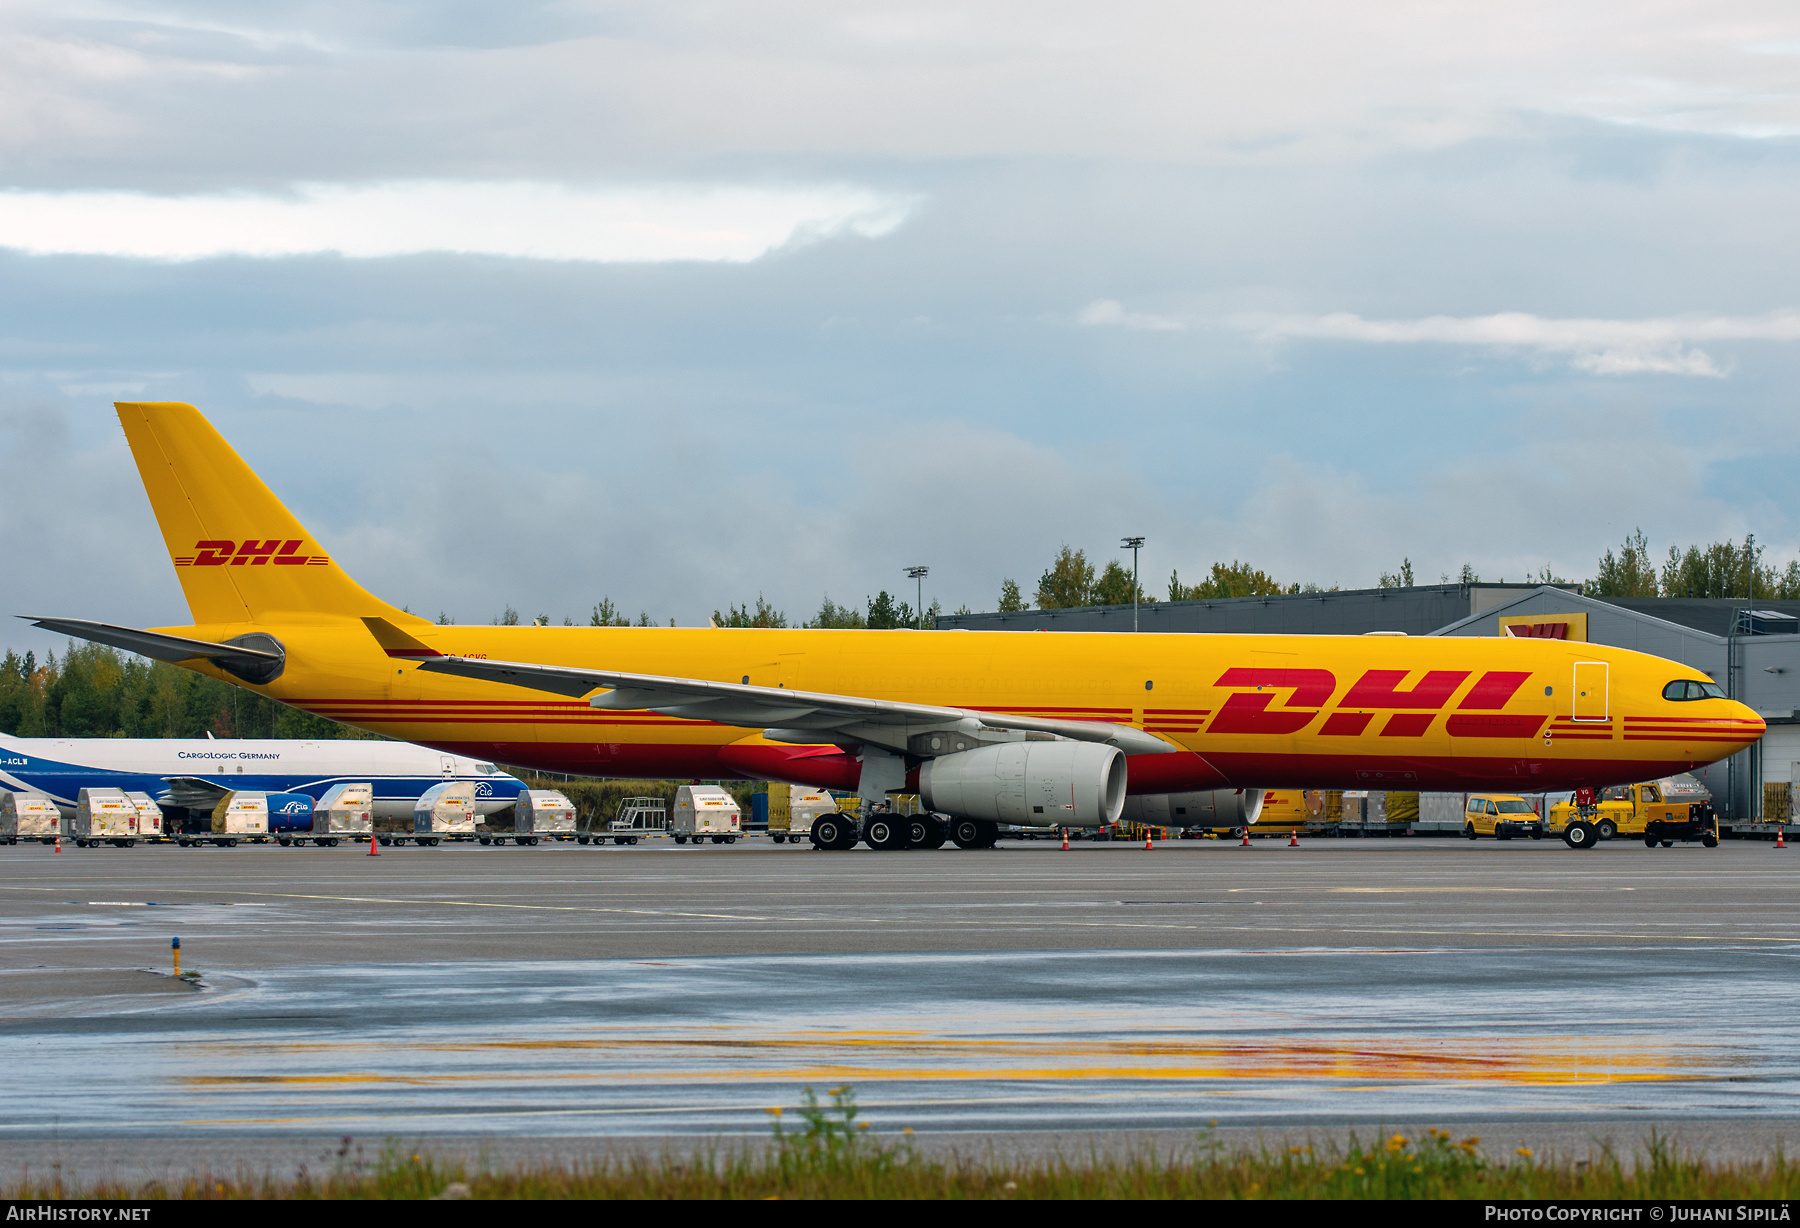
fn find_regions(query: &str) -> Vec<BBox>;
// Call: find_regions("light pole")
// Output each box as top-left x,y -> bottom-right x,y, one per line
1122,537 -> 1145,632
906,565 -> 929,630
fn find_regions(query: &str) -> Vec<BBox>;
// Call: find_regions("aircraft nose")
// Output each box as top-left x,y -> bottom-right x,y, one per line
1732,700 -> 1766,745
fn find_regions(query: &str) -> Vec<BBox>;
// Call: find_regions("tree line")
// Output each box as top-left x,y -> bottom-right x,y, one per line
0,642 -> 383,741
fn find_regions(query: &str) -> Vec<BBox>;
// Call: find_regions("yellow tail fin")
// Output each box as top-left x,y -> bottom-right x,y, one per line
116,401 -> 422,627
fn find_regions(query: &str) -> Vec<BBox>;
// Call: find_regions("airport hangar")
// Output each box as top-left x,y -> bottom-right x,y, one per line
938,582 -> 1800,826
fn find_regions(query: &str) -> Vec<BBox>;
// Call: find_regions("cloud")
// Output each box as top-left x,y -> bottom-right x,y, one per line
0,181 -> 916,262
1077,299 -> 1186,331
1235,310 -> 1800,376
1079,300 -> 1800,376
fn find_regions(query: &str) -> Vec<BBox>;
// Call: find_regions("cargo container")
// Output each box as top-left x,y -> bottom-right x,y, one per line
72,787 -> 141,847
486,789 -> 576,845
177,790 -> 310,846
1,792 -> 62,844
389,781 -> 478,846
671,784 -> 741,844
304,782 -> 373,845
124,792 -> 165,841
769,786 -> 836,844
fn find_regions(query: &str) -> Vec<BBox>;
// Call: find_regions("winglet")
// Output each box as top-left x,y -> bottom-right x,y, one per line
361,617 -> 444,659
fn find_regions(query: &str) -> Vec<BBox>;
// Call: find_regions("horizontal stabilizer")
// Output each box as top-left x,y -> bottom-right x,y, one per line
21,617 -> 286,684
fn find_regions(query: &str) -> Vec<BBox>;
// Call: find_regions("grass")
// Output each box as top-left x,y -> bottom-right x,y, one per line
10,1088 -> 1795,1200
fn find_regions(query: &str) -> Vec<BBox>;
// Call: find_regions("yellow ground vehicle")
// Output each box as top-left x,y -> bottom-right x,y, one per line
1462,793 -> 1545,841
1251,789 -> 1308,838
1546,777 -> 1718,848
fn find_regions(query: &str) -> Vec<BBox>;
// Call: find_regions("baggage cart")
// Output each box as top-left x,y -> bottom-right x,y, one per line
579,796 -> 665,845
1,792 -> 62,844
670,784 -> 741,845
486,789 -> 576,845
72,788 -> 141,848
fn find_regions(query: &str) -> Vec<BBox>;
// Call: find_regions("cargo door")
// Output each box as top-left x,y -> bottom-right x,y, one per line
1572,662 -> 1608,722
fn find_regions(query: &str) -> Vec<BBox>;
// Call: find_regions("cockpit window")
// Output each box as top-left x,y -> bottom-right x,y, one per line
1662,679 -> 1727,701
475,762 -> 497,774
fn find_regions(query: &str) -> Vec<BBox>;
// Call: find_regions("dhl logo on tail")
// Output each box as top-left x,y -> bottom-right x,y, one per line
174,539 -> 331,567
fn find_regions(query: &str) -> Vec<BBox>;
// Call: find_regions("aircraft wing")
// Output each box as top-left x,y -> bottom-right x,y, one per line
415,655 -> 1174,756
160,776 -> 233,809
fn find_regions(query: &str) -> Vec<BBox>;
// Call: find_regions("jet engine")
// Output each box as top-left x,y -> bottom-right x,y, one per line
1120,788 -> 1264,828
918,741 -> 1126,827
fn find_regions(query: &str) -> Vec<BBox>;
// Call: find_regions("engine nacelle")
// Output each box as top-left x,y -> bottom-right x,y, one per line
1121,788 -> 1265,828
918,741 -> 1126,827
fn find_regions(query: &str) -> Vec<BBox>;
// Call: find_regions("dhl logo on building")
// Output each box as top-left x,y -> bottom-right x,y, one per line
173,539 -> 331,567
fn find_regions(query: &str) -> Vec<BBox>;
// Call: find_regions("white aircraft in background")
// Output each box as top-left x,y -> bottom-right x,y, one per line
0,732 -> 524,818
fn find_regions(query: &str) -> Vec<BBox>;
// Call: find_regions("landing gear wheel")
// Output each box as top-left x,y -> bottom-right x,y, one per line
864,813 -> 905,850
812,815 -> 855,850
1562,821 -> 1597,850
906,817 -> 944,849
951,818 -> 985,849
1597,819 -> 1617,839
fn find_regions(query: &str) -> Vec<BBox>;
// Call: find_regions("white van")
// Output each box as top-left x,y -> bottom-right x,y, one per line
671,784 -> 741,844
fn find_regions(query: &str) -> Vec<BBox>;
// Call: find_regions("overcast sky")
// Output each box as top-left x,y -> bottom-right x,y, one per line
6,1 -> 1800,654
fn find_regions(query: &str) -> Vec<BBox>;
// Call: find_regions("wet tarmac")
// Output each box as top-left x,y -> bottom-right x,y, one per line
1,837 -> 1794,1174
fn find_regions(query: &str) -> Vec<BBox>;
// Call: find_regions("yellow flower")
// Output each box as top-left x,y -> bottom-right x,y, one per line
1516,1148 -> 1534,1159
766,1107 -> 782,1117
1387,1134 -> 1408,1153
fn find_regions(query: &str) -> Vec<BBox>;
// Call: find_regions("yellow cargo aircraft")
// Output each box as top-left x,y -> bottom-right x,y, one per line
25,402 -> 1764,851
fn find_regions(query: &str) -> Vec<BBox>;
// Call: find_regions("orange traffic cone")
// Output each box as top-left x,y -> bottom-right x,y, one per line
367,831 -> 380,856
1287,830 -> 1300,847
1777,825 -> 1788,850
54,834 -> 62,854
1061,829 -> 1070,850
1239,828 -> 1251,847
1144,830 -> 1154,850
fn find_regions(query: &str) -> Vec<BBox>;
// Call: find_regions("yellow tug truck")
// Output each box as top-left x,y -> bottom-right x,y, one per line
1545,775 -> 1719,848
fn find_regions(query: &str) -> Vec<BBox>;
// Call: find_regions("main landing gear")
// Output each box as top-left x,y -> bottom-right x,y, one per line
808,811 -> 985,851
